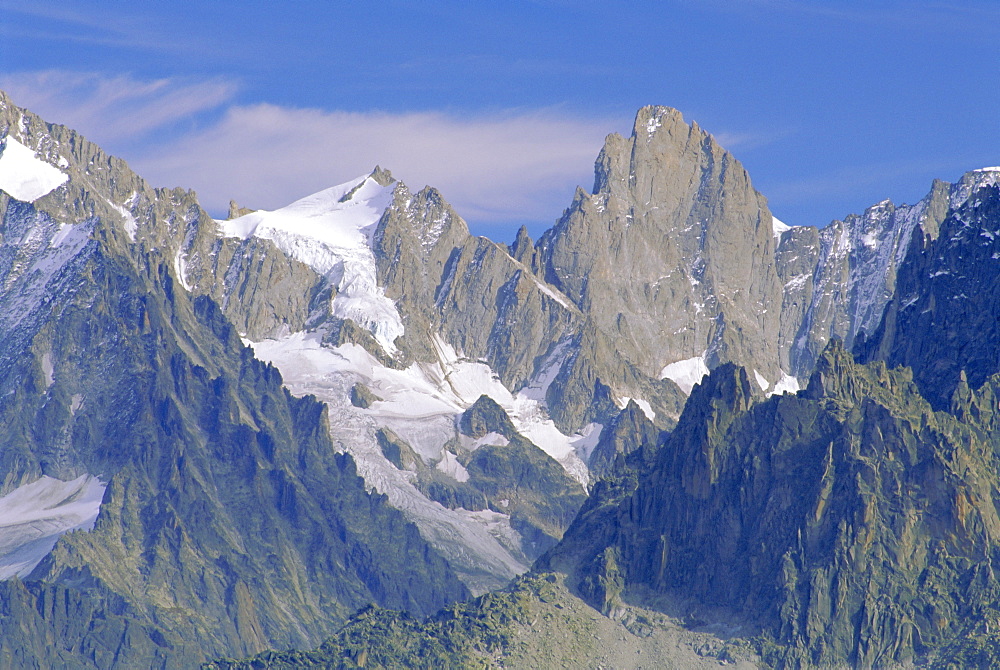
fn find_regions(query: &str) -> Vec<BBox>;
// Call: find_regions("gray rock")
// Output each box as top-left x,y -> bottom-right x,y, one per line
350,382 -> 381,408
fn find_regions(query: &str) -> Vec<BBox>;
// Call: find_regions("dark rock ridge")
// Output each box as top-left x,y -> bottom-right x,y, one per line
455,396 -> 588,560
857,172 -> 1000,410
0,91 -> 468,668
586,400 -> 661,481
543,341 -> 1000,666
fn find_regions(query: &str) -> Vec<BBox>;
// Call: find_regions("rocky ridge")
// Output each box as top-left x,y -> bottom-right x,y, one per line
857,171 -> 1000,410
544,341 -> 1000,667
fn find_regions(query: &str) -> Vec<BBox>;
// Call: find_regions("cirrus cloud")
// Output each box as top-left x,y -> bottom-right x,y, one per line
0,70 -> 236,143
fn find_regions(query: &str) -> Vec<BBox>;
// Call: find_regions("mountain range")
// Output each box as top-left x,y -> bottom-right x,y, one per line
2,89 -> 1000,668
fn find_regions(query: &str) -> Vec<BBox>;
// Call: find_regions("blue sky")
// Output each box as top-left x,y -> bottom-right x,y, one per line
2,0 -> 999,242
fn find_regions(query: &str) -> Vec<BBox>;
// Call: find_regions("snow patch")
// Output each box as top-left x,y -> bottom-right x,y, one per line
436,451 -> 469,483
41,353 -> 54,387
0,137 -> 68,203
108,200 -> 138,241
518,338 -> 573,402
753,369 -> 769,391
659,355 -> 710,395
50,223 -> 78,248
528,275 -> 574,310
0,475 -> 106,580
772,216 -> 791,238
617,396 -> 656,422
769,373 -> 800,396
459,432 -> 510,451
173,251 -> 192,292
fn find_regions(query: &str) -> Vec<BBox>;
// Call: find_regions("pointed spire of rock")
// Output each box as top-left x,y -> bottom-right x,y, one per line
951,369 -> 974,419
510,225 -> 534,265
369,165 -> 395,187
227,199 -> 255,220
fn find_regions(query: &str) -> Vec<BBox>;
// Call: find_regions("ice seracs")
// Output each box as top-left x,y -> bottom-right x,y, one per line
220,173 -> 404,354
0,136 -> 68,203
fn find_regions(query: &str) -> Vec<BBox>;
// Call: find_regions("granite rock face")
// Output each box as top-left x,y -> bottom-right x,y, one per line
369,106 -> 801,434
371,180 -> 582,403
778,180 -> 951,376
537,106 -> 784,394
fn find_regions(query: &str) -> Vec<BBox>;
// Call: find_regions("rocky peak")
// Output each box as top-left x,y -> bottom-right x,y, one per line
459,394 -> 518,439
950,166 -> 1000,210
537,105 -> 783,390
779,175 -> 953,376
369,164 -> 395,187
587,399 -> 661,481
509,225 -> 535,266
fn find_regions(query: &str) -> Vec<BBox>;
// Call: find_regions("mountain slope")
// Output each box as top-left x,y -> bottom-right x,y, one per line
0,90 -> 468,667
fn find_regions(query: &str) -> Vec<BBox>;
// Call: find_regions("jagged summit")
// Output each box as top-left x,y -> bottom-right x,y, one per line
537,103 -> 784,401
369,164 -> 395,186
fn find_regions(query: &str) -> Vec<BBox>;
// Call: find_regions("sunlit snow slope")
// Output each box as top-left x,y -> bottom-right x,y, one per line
0,136 -> 68,203
221,174 -> 404,353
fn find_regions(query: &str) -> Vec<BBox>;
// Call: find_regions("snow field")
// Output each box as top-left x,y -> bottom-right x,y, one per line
220,174 -> 404,353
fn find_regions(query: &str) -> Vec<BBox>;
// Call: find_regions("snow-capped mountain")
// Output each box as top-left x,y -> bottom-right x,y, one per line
5,86 -> 1000,667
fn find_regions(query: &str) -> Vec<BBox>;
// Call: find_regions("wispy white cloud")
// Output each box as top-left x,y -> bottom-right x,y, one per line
133,104 -> 611,224
0,71 -> 237,144
1,70 -> 613,227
